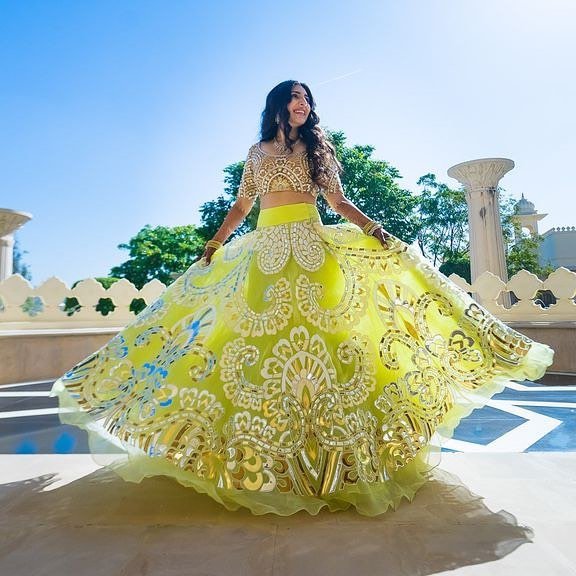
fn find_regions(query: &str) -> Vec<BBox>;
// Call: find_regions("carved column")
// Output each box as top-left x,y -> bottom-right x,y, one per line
0,209 -> 33,281
447,159 -> 513,284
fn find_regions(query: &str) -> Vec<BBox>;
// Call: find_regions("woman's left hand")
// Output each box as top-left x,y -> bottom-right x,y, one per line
373,226 -> 392,248
201,247 -> 217,265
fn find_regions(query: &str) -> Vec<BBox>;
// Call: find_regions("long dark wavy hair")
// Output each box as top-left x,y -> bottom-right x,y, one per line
259,80 -> 342,188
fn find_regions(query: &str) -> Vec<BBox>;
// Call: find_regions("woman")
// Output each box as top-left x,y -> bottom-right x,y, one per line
52,80 -> 553,516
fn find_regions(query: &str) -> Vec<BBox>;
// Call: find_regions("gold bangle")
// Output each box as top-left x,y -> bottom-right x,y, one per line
362,220 -> 376,234
205,239 -> 223,250
362,221 -> 381,236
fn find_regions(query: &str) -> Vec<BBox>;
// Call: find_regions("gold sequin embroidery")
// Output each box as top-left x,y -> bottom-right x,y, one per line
237,143 -> 344,199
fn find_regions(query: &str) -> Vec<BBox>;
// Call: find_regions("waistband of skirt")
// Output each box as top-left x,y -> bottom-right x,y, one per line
257,203 -> 321,228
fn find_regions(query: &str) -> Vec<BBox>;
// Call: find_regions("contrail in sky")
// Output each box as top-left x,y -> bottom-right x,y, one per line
315,68 -> 364,86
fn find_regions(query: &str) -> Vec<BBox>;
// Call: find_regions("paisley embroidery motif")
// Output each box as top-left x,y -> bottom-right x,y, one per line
255,220 -> 325,274
295,260 -> 367,333
226,440 -> 277,492
62,308 -> 217,433
290,221 -> 325,271
220,337 -> 267,410
227,276 -> 293,338
256,225 -> 291,274
334,335 -> 376,407
172,250 -> 252,306
132,298 -> 167,327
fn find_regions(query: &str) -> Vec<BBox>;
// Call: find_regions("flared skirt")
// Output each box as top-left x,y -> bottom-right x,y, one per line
52,203 -> 554,515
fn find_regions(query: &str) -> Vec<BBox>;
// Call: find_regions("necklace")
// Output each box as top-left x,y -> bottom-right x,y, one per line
273,136 -> 300,155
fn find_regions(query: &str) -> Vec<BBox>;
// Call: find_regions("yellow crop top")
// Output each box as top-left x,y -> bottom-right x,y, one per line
237,142 -> 344,199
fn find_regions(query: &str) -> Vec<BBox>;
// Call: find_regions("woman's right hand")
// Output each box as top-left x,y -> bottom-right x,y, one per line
372,226 -> 392,248
201,247 -> 217,265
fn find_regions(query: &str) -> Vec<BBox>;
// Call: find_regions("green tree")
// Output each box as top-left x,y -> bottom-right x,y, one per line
93,277 -> 120,289
412,179 -> 550,281
506,223 -> 553,278
110,225 -> 206,288
13,236 -> 31,280
412,173 -> 471,281
318,131 -> 420,240
414,174 -> 469,266
438,255 -> 472,283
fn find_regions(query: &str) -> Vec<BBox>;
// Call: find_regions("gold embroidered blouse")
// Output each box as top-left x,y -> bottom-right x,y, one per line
237,142 -> 344,200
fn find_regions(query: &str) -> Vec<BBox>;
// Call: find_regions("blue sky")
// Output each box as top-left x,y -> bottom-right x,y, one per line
1,0 -> 575,285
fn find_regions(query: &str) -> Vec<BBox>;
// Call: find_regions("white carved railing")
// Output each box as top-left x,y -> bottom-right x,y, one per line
0,275 -> 166,331
0,268 -> 575,332
448,266 -> 576,322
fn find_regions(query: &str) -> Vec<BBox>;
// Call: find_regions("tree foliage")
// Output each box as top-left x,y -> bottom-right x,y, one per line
412,179 -> 550,280
415,174 -> 469,266
506,223 -> 553,278
439,256 -> 472,283
12,237 -> 31,280
317,131 -> 420,241
110,225 -> 205,288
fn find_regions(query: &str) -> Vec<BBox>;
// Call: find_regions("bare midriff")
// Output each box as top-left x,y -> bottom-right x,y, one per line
259,191 -> 317,209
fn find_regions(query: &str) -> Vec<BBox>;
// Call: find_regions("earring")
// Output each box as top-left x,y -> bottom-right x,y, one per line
275,114 -> 280,124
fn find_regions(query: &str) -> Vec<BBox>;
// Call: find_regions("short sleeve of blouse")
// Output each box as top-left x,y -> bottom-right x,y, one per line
321,159 -> 344,196
237,147 -> 258,199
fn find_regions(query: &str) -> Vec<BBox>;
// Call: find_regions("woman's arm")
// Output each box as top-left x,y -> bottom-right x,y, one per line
324,192 -> 391,247
201,147 -> 258,264
201,197 -> 255,263
321,164 -> 391,247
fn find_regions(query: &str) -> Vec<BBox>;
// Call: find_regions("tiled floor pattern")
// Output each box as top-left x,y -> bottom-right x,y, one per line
0,378 -> 575,455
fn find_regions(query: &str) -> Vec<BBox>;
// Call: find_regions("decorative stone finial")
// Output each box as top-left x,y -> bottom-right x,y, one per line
0,208 -> 32,237
447,158 -> 514,190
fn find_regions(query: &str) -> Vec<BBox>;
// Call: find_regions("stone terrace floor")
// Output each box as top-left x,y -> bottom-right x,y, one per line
0,377 -> 575,575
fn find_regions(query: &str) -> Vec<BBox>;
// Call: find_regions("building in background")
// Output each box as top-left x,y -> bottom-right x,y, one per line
540,227 -> 576,271
514,195 -> 576,272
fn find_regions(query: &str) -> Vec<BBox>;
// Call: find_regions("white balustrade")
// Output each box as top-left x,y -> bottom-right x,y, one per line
448,266 -> 576,322
1,268 -> 575,331
0,275 -> 166,330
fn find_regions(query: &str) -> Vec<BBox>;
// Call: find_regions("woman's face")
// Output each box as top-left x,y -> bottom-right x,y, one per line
286,84 -> 311,129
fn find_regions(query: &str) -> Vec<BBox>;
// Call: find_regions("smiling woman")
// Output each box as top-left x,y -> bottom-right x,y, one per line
51,79 -> 554,517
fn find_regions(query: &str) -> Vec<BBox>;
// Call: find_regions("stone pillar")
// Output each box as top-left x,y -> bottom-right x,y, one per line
0,235 -> 15,280
0,208 -> 33,281
447,158 -> 513,284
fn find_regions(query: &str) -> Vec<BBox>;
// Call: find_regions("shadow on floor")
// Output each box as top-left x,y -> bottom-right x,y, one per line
0,467 -> 534,576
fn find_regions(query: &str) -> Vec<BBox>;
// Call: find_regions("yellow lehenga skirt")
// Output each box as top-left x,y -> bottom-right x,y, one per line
52,203 -> 554,516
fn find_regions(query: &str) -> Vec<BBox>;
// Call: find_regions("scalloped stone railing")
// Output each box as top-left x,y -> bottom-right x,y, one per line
448,266 -> 576,322
0,275 -> 166,330
0,268 -> 574,330
1,269 -> 575,381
